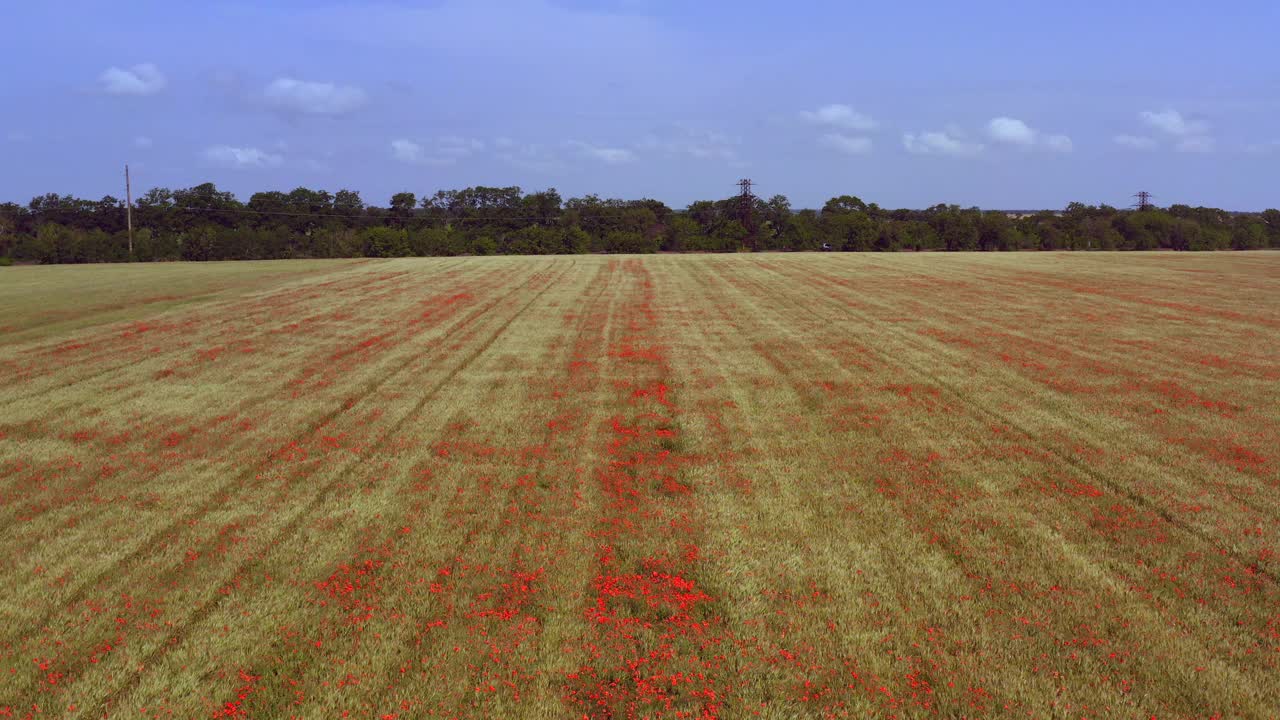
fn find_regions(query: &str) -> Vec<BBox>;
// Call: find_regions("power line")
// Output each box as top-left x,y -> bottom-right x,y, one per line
1133,191 -> 1155,211
162,205 -> 679,223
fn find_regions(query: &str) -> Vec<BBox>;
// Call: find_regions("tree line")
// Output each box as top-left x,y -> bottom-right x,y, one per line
1,183 -> 1277,265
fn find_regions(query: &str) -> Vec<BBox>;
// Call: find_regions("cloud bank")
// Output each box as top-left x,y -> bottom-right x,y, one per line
204,145 -> 283,169
903,130 -> 983,157
264,78 -> 367,115
100,63 -> 166,96
801,104 -> 878,131
986,117 -> 1072,152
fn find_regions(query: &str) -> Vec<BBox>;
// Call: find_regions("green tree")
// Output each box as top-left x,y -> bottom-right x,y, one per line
711,220 -> 748,252
761,195 -> 793,250
663,216 -> 703,252
334,189 -> 364,215
819,196 -> 877,251
902,221 -> 939,251
1078,217 -> 1121,250
521,189 -> 563,227
786,210 -> 821,251
559,226 -> 590,254
361,226 -> 409,257
172,183 -> 241,231
1261,209 -> 1280,248
823,195 -> 869,214
310,227 -> 362,258
389,192 -> 417,228
0,202 -> 22,258
409,226 -> 452,256
603,230 -> 658,254
1231,220 -> 1267,250
921,205 -> 979,251
179,225 -> 221,261
503,225 -> 558,255
978,212 -> 1013,251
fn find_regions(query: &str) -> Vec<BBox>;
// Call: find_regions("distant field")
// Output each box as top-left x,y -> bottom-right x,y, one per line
1,253 -> 1277,718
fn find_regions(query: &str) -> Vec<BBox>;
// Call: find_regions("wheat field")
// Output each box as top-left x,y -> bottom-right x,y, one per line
1,253 -> 1277,719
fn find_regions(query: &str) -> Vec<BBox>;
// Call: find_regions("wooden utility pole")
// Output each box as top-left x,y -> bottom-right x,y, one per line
125,164 -> 135,259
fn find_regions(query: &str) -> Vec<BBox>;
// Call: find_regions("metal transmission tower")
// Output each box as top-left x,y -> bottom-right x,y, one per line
737,178 -> 756,250
1133,191 -> 1155,211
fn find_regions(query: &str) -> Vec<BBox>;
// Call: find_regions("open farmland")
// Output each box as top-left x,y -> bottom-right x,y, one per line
0,253 -> 1278,718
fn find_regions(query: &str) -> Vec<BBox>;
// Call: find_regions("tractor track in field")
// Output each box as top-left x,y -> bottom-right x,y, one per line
0,260 -> 378,344
852,255 -> 1280,388
773,257 -> 1280,527
0,263 -> 526,535
0,263 -> 498,473
737,259 -> 1279,589
356,258 -> 624,713
74,260 -> 578,719
0,261 -> 410,401
0,260 -> 468,414
692,259 -> 1269,710
2,254 -> 1275,718
10,262 -> 565,657
804,258 -> 1280,476
187,259 -> 620,717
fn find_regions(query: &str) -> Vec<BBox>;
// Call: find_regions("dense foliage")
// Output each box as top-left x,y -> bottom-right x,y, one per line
1,184 -> 1277,263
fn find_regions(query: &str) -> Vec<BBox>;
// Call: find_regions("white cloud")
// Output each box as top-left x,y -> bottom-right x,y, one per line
985,117 -> 1073,152
567,140 -> 636,164
264,77 -> 367,115
100,63 -> 167,96
800,104 -> 878,131
1114,134 -> 1158,150
437,136 -> 485,157
391,138 -> 425,164
1176,136 -> 1215,153
495,142 -> 565,173
638,126 -> 741,163
134,136 -> 153,149
1043,134 -> 1073,153
819,133 -> 873,155
1117,110 -> 1213,153
203,145 -> 283,169
391,136 -> 484,165
986,117 -> 1037,146
1140,109 -> 1208,137
902,130 -> 983,157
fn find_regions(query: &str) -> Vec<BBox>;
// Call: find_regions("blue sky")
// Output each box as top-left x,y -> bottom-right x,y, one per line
2,0 -> 1277,210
